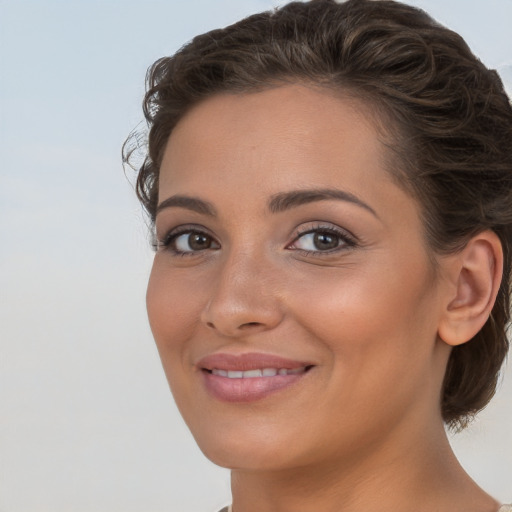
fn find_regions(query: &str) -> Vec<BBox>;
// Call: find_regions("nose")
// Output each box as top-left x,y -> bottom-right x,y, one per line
200,250 -> 284,337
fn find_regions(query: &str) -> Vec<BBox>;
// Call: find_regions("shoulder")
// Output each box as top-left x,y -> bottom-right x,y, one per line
217,505 -> 511,512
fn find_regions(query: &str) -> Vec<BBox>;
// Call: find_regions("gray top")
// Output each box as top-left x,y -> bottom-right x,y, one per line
219,504 -> 512,512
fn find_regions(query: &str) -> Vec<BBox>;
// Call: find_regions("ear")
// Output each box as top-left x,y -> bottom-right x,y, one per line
437,230 -> 503,346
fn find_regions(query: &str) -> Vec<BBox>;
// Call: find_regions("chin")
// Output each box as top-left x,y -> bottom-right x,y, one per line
188,419 -> 306,471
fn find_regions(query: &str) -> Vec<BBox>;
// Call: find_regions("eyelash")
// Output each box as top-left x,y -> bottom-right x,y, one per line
156,225 -> 218,257
288,223 -> 357,256
156,223 -> 357,257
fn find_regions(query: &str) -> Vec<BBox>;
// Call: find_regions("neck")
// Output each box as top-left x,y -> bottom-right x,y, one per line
230,420 -> 499,512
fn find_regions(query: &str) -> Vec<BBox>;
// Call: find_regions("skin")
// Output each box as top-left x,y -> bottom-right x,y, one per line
147,85 -> 501,512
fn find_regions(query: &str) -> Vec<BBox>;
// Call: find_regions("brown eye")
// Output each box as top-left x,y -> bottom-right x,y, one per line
292,229 -> 345,252
172,231 -> 218,253
312,232 -> 339,250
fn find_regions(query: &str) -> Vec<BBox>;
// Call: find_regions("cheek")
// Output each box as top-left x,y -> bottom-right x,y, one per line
146,258 -> 206,357
288,268 -> 406,337
284,256 -> 439,373
281,264 -> 441,437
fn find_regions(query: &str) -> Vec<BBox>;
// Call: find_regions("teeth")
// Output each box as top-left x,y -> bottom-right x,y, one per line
243,369 -> 262,378
211,367 -> 306,378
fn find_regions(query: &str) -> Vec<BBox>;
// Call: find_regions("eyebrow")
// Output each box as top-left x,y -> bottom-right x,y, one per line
268,188 -> 378,217
156,188 -> 378,218
156,195 -> 217,216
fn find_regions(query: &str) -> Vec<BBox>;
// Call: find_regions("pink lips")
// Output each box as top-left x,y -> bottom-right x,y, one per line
197,352 -> 313,403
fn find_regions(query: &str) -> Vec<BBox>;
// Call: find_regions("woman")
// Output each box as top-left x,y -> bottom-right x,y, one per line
124,0 -> 512,510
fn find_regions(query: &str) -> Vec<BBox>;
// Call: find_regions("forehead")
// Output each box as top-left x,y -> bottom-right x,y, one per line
160,84 -> 395,200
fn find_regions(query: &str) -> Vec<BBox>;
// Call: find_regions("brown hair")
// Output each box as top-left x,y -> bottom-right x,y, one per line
124,0 -> 512,430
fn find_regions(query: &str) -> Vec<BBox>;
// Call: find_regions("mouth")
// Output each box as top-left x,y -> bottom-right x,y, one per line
206,366 -> 312,378
197,352 -> 315,403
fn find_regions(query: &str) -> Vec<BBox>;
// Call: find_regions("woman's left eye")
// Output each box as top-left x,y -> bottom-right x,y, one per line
288,226 -> 356,253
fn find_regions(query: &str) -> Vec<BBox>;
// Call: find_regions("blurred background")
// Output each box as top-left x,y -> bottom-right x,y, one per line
1,1 -> 511,511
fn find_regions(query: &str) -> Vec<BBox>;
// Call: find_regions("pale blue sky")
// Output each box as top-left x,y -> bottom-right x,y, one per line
1,2 -> 511,511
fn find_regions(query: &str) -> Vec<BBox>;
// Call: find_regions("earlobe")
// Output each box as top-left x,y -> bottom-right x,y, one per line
437,231 -> 503,347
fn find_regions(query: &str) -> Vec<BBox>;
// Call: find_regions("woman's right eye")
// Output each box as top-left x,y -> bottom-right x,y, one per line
158,229 -> 220,255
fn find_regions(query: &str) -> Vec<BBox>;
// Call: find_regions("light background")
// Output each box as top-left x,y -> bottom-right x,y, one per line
0,1 -> 511,511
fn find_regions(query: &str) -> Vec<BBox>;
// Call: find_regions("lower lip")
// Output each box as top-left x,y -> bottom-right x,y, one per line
201,370 -> 309,403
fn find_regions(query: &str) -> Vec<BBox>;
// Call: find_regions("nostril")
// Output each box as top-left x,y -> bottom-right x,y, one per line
240,322 -> 263,329
207,321 -> 263,330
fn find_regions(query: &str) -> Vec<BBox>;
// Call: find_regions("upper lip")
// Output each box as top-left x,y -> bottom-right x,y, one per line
196,352 -> 313,372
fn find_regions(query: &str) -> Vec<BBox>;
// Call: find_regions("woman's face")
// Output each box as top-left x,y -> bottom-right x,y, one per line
147,85 -> 451,471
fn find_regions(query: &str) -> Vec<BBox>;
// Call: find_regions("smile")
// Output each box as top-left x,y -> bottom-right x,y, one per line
197,353 -> 315,403
210,367 -> 308,378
